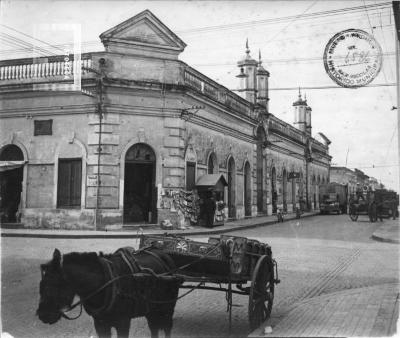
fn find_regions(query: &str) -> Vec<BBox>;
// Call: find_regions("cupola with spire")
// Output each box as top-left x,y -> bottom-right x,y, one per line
305,93 -> 312,136
236,39 -> 258,104
256,50 -> 270,109
293,88 -> 308,133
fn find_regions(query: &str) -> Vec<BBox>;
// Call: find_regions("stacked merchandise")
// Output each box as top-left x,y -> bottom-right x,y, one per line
214,200 -> 225,225
174,190 -> 200,226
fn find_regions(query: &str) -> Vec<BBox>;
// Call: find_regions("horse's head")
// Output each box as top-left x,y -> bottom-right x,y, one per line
37,249 -> 75,324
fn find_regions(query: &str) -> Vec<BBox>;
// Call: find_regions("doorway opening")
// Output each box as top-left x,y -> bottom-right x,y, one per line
227,157 -> 236,218
244,162 -> 251,217
283,169 -> 287,212
271,167 -> 277,214
124,143 -> 156,224
0,145 -> 24,223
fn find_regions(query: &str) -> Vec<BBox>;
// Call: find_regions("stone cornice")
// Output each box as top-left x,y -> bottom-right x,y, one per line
0,104 -> 95,118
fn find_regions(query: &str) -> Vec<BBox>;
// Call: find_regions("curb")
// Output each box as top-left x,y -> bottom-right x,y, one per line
371,234 -> 400,244
0,213 -> 317,239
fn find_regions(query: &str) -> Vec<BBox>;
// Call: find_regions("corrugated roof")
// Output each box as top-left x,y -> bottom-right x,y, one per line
196,174 -> 228,187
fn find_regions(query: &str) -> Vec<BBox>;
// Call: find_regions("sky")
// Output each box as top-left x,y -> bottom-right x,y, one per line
0,0 -> 399,191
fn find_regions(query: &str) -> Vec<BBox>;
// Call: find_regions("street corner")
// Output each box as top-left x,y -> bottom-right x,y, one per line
249,284 -> 400,338
372,221 -> 400,244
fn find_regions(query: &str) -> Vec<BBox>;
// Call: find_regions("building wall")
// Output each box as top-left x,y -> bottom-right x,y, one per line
0,11 -> 331,229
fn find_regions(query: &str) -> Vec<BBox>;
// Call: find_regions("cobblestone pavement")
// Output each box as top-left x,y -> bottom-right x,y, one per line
1,215 -> 399,337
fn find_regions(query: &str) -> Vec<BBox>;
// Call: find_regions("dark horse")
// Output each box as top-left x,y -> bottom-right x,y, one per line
37,247 -> 182,338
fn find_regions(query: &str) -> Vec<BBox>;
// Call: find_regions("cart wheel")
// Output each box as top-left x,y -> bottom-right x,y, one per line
368,203 -> 377,222
248,255 -> 274,331
349,205 -> 358,221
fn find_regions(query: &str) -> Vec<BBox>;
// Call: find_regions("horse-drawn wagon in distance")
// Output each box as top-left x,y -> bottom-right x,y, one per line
349,187 -> 399,222
37,234 -> 280,338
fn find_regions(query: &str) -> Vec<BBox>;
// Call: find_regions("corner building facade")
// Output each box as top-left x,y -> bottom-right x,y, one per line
0,10 -> 331,229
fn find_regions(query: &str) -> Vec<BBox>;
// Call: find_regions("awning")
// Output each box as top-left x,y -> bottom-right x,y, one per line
0,161 -> 27,172
196,174 -> 228,187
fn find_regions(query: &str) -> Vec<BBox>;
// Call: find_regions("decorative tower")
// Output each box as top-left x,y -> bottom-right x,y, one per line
305,93 -> 312,136
256,50 -> 270,110
236,39 -> 258,104
293,88 -> 307,133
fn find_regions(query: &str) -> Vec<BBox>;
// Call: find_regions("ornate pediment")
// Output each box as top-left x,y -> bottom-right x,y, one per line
100,10 -> 186,59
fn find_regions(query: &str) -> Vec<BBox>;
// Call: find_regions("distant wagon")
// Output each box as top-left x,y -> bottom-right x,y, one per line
349,188 -> 399,222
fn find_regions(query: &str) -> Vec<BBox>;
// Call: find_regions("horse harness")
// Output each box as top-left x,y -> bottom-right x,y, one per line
81,246 -> 173,318
60,242 -> 225,320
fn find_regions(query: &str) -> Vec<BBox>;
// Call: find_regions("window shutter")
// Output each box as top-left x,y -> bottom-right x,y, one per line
57,159 -> 81,208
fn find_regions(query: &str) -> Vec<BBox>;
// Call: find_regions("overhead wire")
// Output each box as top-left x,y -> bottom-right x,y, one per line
265,0 -> 319,45
0,2 -> 393,58
0,24 -> 66,54
0,32 -> 57,56
177,2 -> 392,35
362,0 -> 394,100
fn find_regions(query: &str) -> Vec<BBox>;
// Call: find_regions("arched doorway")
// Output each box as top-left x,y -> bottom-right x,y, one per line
227,157 -> 236,218
256,127 -> 266,212
208,152 -> 218,174
0,145 -> 24,223
271,167 -> 277,213
124,143 -> 156,223
313,175 -> 317,209
282,169 -> 287,212
244,161 -> 251,216
299,171 -> 304,210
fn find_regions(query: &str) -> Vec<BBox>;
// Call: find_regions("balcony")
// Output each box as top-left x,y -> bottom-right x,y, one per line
184,66 -> 255,118
269,117 -> 305,144
0,54 -> 94,85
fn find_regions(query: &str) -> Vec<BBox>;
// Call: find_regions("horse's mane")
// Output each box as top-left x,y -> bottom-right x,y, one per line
63,252 -> 100,266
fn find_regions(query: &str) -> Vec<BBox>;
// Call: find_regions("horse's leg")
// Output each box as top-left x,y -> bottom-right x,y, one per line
114,318 -> 131,338
93,318 -> 112,338
161,311 -> 175,338
164,323 -> 173,338
147,311 -> 175,338
146,314 -> 159,338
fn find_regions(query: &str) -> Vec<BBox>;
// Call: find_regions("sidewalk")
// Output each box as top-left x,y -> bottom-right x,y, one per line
249,283 -> 400,337
0,211 -> 318,238
372,222 -> 400,244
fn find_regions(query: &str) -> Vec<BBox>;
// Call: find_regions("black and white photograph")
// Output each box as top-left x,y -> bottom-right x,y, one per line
0,1 -> 399,337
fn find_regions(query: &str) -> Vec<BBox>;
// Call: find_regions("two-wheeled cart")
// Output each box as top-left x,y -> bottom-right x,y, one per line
139,234 -> 280,331
349,189 -> 399,222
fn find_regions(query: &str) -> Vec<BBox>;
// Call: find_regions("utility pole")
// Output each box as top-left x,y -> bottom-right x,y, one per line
82,58 -> 106,230
393,2 -> 400,193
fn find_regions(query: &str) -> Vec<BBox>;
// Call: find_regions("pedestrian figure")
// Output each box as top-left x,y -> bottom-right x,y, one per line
204,192 -> 216,228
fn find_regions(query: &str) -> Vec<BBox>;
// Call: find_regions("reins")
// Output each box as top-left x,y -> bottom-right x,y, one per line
59,242 -> 224,319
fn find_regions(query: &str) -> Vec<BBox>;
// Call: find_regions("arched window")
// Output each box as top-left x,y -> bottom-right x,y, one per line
0,144 -> 23,161
256,127 -> 266,212
244,161 -> 251,216
207,152 -> 218,174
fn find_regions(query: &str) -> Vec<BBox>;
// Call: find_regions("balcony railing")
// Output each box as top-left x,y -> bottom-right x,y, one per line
184,66 -> 254,118
0,55 -> 92,81
269,118 -> 304,144
311,140 -> 328,153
